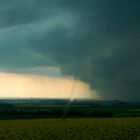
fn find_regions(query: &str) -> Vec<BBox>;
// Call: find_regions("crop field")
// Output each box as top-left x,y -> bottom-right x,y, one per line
0,118 -> 140,140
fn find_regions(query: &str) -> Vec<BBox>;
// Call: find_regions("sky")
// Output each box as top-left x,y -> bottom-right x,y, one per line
0,0 -> 140,101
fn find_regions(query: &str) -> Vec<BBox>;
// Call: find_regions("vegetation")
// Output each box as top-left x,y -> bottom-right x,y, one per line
0,118 -> 140,139
1,99 -> 140,119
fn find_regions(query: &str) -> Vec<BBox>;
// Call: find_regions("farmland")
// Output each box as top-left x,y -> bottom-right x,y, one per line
0,118 -> 140,140
1,99 -> 140,119
0,99 -> 140,139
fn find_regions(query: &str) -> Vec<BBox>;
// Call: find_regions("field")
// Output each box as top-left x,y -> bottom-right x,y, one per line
0,118 -> 140,140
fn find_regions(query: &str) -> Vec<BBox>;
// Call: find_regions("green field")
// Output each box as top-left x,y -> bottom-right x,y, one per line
0,118 -> 140,140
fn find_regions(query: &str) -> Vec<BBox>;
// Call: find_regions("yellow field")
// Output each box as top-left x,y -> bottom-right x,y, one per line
0,118 -> 140,140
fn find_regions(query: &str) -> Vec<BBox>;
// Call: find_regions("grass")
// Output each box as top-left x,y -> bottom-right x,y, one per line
0,118 -> 140,139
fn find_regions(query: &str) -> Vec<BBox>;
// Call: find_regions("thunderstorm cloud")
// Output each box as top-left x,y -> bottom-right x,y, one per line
0,0 -> 140,101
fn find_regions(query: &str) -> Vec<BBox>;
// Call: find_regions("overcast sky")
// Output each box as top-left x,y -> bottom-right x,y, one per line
0,0 -> 140,101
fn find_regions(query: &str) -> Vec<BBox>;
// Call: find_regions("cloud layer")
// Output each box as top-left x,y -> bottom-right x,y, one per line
0,0 -> 140,101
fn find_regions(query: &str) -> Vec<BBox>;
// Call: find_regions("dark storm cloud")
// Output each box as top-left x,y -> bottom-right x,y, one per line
0,0 -> 140,100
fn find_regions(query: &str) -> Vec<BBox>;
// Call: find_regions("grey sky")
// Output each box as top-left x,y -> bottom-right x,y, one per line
0,0 -> 140,101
